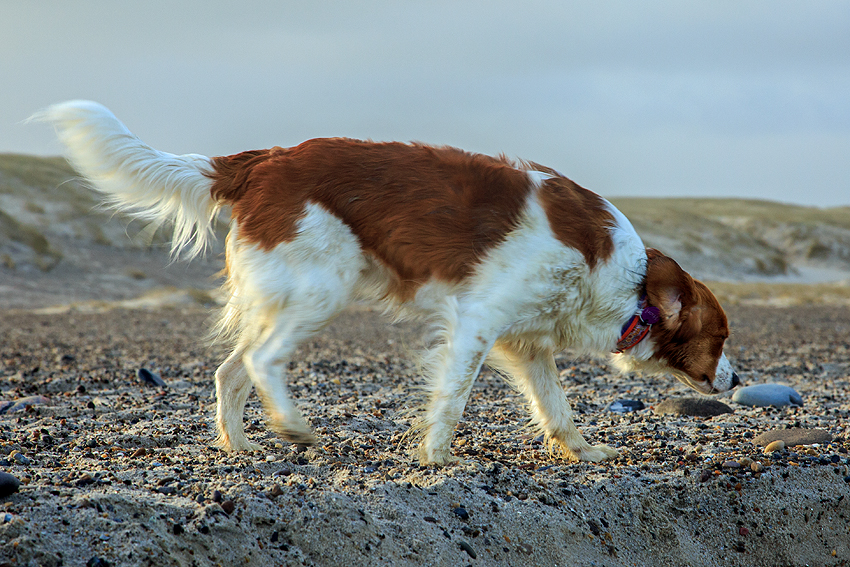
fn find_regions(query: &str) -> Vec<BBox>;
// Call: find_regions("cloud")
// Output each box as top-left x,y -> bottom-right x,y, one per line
3,0 -> 849,205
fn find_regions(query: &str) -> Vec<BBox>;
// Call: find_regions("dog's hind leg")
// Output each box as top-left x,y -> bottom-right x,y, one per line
213,343 -> 260,452
416,300 -> 500,465
488,340 -> 619,462
242,301 -> 345,447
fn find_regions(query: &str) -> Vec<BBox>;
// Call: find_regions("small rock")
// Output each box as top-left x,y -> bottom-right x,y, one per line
732,384 -> 802,407
654,397 -> 733,417
0,472 -> 21,497
220,499 -> 235,515
131,448 -> 147,458
137,368 -> 167,388
86,557 -> 111,567
722,460 -> 741,469
459,540 -> 477,559
76,474 -> 96,487
751,461 -> 765,473
764,440 -> 786,454
453,507 -> 470,521
269,484 -> 284,498
608,399 -> 645,413
0,395 -> 51,414
9,451 -> 31,465
212,490 -> 222,503
754,428 -> 832,448
172,523 -> 184,535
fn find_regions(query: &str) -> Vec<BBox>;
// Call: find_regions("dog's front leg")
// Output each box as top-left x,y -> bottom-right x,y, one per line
489,341 -> 619,462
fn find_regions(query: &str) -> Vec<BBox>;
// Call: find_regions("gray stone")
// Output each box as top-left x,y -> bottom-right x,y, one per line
753,428 -> 832,447
654,397 -> 733,417
0,395 -> 50,414
732,384 -> 803,407
0,472 -> 21,498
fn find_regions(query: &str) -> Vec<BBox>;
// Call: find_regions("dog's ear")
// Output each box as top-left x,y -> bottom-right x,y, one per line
644,249 -> 701,340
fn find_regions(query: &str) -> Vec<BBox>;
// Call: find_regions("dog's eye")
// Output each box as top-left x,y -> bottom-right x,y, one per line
701,373 -> 710,382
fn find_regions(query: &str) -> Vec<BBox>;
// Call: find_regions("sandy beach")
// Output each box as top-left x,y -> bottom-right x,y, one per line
0,299 -> 848,566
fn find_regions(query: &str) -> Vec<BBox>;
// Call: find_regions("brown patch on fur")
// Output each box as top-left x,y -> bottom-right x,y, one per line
644,248 -> 729,386
536,176 -> 614,268
209,138 -> 535,299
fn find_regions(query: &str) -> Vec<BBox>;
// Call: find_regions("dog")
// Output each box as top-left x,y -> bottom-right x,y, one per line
34,101 -> 739,465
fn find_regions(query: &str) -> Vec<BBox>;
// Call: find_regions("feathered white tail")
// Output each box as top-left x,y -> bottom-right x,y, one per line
31,100 -> 219,258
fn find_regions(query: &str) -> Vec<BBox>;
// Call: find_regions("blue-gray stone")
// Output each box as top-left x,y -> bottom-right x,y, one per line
0,395 -> 50,414
608,399 -> 645,413
732,384 -> 803,407
137,368 -> 167,388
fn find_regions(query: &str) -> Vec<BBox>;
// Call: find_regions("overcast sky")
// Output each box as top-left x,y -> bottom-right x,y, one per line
2,1 -> 849,206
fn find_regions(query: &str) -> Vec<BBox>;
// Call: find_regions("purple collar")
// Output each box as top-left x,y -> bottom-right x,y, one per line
614,296 -> 661,353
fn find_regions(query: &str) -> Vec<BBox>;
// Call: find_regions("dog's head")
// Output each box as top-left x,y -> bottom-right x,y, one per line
616,249 -> 739,394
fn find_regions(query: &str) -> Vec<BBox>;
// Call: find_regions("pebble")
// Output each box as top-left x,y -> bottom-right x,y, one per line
754,428 -> 832,448
453,507 -> 470,521
76,474 -> 96,487
9,451 -> 31,465
0,472 -> 21,497
764,440 -> 785,453
654,397 -> 733,417
732,384 -> 802,407
459,540 -> 477,559
0,395 -> 51,414
608,399 -> 645,413
220,500 -> 235,515
137,368 -> 167,388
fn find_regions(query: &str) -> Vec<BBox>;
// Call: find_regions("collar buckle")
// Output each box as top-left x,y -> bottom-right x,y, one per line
615,296 -> 659,353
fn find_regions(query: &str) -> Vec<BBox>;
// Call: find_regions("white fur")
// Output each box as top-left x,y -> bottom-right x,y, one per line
36,101 -> 736,466
31,101 -> 218,258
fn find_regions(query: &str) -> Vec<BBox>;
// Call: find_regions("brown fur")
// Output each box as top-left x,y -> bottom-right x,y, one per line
644,248 -> 729,387
536,176 -> 615,268
209,138 -> 615,300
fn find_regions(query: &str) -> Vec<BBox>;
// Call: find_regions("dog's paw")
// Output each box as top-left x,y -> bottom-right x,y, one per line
575,444 -> 619,462
214,435 -> 263,453
277,427 -> 318,447
417,445 -> 460,466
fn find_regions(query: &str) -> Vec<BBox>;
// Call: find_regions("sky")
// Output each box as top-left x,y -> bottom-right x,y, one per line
2,1 -> 849,207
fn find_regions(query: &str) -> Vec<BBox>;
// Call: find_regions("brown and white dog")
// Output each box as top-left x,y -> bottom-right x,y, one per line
35,101 -> 739,465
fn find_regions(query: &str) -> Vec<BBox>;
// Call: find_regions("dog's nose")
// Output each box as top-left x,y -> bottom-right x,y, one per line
731,372 -> 740,388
